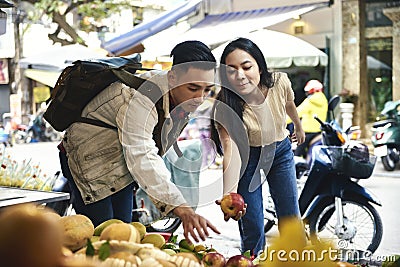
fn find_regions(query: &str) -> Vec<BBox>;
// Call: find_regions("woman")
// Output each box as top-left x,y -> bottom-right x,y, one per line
212,38 -> 305,255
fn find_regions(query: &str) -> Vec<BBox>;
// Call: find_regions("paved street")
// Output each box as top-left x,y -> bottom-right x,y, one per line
2,142 -> 400,258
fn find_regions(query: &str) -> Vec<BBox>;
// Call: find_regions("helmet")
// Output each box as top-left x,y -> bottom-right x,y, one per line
304,80 -> 323,94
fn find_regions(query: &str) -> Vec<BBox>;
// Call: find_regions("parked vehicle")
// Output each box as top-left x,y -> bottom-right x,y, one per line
25,113 -> 62,143
293,95 -> 362,179
264,96 -> 383,253
12,124 -> 30,144
371,100 -> 400,171
0,126 -> 12,147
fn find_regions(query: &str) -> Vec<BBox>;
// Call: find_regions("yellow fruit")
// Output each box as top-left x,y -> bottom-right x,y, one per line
61,246 -> 73,257
131,221 -> 147,240
163,248 -> 177,256
60,214 -> 95,252
179,239 -> 195,251
141,258 -> 177,267
0,203 -> 63,267
194,244 -> 207,252
42,210 -> 62,221
141,233 -> 166,249
93,219 -> 124,236
109,251 -> 141,265
59,254 -> 100,267
100,223 -> 140,243
158,258 -> 178,267
90,235 -> 100,243
175,252 -> 200,263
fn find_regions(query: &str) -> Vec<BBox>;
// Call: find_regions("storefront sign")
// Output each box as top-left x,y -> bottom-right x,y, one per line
0,58 -> 8,84
33,86 -> 50,103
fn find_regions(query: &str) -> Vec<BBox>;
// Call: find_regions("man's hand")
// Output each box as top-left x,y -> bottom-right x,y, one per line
215,198 -> 247,221
173,205 -> 220,244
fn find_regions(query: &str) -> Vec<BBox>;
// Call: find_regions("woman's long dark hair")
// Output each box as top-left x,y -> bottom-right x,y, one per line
211,37 -> 275,155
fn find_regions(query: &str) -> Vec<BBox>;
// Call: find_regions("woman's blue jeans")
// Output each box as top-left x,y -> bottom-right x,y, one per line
237,137 -> 300,256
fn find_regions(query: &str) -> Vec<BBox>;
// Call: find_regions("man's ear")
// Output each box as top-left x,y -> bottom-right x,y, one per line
167,69 -> 177,87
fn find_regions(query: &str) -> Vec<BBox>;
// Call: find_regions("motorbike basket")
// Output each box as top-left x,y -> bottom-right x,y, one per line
328,147 -> 377,179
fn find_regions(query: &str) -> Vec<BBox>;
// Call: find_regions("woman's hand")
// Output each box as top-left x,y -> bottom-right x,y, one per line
173,205 -> 220,244
294,127 -> 306,145
215,196 -> 247,221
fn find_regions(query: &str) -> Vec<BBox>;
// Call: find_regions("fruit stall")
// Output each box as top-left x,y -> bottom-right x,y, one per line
0,149 -> 69,208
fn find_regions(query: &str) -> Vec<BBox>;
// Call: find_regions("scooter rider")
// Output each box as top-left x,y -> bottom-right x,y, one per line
290,80 -> 328,158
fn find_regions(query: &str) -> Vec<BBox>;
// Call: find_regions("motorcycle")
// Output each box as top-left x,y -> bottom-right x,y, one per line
25,113 -> 62,143
264,95 -> 383,254
371,100 -> 400,171
293,95 -> 362,179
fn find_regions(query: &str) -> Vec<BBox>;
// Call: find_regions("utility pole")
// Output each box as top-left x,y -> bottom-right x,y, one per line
12,0 -> 31,122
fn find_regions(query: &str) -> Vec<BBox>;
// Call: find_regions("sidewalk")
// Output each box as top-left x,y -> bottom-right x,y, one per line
372,158 -> 400,178
173,167 -> 243,257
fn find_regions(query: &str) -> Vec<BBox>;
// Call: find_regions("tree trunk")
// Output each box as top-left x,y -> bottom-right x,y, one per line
13,2 -> 31,117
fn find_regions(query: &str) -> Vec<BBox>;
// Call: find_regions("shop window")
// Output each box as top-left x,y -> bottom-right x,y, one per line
367,38 -> 393,119
365,0 -> 400,28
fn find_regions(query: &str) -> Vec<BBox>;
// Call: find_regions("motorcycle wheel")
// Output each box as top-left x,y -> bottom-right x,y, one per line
382,154 -> 396,171
146,218 -> 181,233
13,131 -> 24,144
25,130 -> 34,143
50,132 -> 61,142
309,197 -> 383,254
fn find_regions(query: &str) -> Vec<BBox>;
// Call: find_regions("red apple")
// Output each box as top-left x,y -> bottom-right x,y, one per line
220,192 -> 245,218
225,255 -> 254,267
202,252 -> 226,267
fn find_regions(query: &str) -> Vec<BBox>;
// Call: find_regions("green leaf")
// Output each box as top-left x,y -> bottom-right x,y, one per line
170,235 -> 178,244
178,247 -> 193,253
98,241 -> 111,261
86,238 -> 95,256
243,250 -> 252,259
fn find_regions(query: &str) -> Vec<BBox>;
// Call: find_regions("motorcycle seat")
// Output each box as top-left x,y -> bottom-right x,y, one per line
372,119 -> 398,128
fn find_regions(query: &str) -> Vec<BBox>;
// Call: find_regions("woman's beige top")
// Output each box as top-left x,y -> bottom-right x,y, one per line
243,72 -> 294,146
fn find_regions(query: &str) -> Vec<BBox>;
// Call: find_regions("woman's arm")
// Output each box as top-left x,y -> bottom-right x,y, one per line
217,125 -> 242,194
286,100 -> 305,144
215,124 -> 247,221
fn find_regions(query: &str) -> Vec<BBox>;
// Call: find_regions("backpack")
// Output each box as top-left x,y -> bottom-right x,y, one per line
43,54 -> 159,132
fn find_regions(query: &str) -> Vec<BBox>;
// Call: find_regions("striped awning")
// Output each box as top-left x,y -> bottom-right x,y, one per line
141,1 -> 331,59
182,1 -> 330,47
102,0 -> 202,56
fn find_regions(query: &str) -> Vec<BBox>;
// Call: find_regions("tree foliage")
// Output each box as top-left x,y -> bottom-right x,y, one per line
22,0 -> 134,46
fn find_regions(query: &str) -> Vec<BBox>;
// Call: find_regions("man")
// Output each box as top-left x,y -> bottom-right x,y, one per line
61,40 -> 220,243
293,79 -> 328,158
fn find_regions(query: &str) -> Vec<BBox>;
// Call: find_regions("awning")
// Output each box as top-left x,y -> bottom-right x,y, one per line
19,44 -> 108,71
24,69 -> 61,88
141,1 -> 331,59
102,0 -> 202,56
212,29 -> 328,68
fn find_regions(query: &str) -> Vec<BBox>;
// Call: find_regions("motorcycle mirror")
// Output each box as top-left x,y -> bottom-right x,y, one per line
327,95 -> 341,120
328,95 -> 341,111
